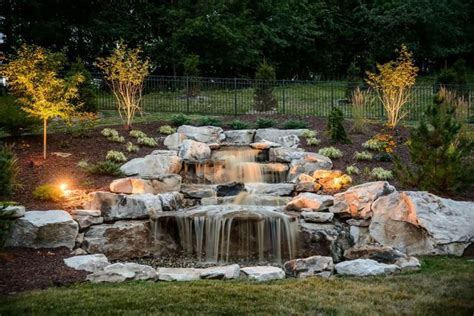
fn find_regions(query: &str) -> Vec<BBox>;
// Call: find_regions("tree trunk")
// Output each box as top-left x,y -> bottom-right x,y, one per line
43,118 -> 47,159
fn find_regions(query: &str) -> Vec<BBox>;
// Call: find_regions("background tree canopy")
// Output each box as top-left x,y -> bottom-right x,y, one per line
1,0 -> 473,79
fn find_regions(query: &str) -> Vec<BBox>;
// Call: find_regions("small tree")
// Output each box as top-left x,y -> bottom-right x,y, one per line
0,45 -> 83,159
97,41 -> 151,130
254,61 -> 277,112
328,107 -> 350,143
395,88 -> 474,193
366,45 -> 418,129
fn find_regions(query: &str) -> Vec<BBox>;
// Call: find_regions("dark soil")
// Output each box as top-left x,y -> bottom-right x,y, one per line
2,114 -> 472,211
0,247 -> 87,296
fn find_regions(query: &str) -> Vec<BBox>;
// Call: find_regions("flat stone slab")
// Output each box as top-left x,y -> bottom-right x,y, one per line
245,183 -> 295,196
241,266 -> 286,281
5,210 -> 78,249
181,184 -> 217,198
64,254 -> 110,272
120,150 -> 182,177
301,211 -> 334,223
200,264 -> 240,280
157,268 -> 202,281
335,259 -> 400,276
87,262 -> 157,283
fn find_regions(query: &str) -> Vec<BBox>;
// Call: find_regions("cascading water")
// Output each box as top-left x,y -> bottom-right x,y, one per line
183,147 -> 287,184
152,146 -> 298,263
152,204 -> 298,263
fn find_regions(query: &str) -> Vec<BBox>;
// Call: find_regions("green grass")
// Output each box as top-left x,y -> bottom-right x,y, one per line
1,257 -> 473,315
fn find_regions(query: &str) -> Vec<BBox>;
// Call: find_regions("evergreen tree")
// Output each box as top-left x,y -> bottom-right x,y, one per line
327,107 -> 350,143
395,90 -> 474,193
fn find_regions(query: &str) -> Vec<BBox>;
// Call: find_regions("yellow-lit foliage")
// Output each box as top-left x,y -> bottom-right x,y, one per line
97,41 -> 151,129
366,45 -> 418,129
0,44 -> 83,159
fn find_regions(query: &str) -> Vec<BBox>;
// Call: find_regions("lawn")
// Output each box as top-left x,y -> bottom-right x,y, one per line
1,257 -> 473,315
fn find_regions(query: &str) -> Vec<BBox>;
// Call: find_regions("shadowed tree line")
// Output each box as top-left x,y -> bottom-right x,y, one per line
1,0 -> 473,78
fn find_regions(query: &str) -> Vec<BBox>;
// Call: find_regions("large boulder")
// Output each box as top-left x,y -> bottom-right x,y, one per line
343,245 -> 406,263
5,210 -> 78,249
370,191 -> 474,256
87,262 -> 157,283
224,130 -> 256,145
286,193 -> 334,211
83,220 -> 161,259
269,148 -> 305,163
329,181 -> 395,219
335,259 -> 400,276
110,175 -> 182,194
178,139 -> 211,162
64,254 -> 110,272
287,156 -> 333,182
120,150 -> 182,177
85,192 -> 162,221
255,129 -> 306,147
158,192 -> 184,212
284,255 -> 334,278
177,125 -> 225,144
241,266 -> 285,281
245,183 -> 295,196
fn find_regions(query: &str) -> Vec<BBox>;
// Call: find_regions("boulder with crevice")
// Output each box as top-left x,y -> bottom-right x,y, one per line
120,150 -> 182,177
284,255 -> 334,278
177,125 -> 225,144
178,139 -> 211,162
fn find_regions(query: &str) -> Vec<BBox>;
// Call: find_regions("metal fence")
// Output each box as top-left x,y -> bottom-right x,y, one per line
93,75 -> 474,122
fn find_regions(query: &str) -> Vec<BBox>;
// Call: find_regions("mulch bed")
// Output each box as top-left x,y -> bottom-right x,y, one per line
0,247 -> 88,296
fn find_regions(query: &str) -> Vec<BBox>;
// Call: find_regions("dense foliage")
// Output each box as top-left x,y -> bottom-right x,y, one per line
327,108 -> 350,143
2,0 -> 472,78
395,90 -> 474,193
0,144 -> 19,199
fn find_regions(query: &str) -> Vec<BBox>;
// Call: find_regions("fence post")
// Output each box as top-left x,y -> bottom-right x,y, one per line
282,80 -> 286,114
186,76 -> 190,113
330,81 -> 335,109
234,78 -> 238,115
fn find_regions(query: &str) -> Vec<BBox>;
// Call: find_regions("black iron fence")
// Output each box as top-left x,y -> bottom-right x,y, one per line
93,75 -> 474,122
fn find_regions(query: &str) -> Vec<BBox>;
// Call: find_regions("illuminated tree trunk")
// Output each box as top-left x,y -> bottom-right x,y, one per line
43,118 -> 47,159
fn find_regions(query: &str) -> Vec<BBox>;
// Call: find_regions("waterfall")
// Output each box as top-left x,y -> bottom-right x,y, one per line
152,205 -> 298,263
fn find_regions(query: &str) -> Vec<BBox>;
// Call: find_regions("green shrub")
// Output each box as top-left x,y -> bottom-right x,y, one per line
395,91 -> 474,193
0,145 -> 20,199
129,130 -> 147,139
109,134 -> 125,143
318,147 -> 343,159
306,138 -> 321,146
159,125 -> 177,135
283,120 -> 308,129
65,112 -> 98,138
171,113 -> 191,127
354,151 -> 373,161
229,120 -> 249,130
33,184 -> 63,201
0,95 -> 39,136
106,150 -> 127,163
256,118 -> 276,128
302,129 -> 317,139
101,128 -> 118,138
327,107 -> 350,143
85,161 -> 124,176
370,167 -> 393,180
199,116 -> 221,127
77,159 -> 89,169
125,142 -> 139,153
0,202 -> 18,248
137,136 -> 157,147
346,165 -> 360,175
